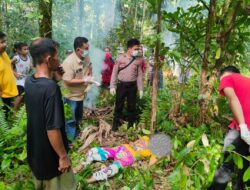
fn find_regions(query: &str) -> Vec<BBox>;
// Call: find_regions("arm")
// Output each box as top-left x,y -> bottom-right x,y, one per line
64,79 -> 87,86
223,87 -> 245,124
110,62 -> 119,89
29,56 -> 33,70
137,62 -> 144,91
62,60 -> 91,86
52,66 -> 64,82
11,57 -> 17,64
84,56 -> 92,76
47,129 -> 71,173
11,61 -> 20,79
45,87 -> 71,173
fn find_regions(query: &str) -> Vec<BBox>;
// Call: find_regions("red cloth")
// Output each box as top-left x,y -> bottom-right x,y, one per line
141,58 -> 146,74
102,52 -> 114,86
219,73 -> 250,130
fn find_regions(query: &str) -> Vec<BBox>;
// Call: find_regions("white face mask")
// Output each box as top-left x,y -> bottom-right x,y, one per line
82,50 -> 89,58
132,50 -> 138,57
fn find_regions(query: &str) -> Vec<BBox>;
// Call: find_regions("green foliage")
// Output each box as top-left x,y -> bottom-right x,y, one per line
168,125 -> 223,190
1,1 -> 250,189
0,105 -> 34,189
64,103 -> 73,121
137,87 -> 152,128
243,166 -> 250,182
1,1 -> 39,55
162,0 -> 250,73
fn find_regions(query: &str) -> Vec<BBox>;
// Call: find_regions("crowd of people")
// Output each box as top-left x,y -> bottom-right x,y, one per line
1,30 -> 250,189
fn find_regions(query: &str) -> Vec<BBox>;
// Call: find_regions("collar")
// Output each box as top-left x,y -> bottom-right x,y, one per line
73,52 -> 83,65
124,53 -> 135,60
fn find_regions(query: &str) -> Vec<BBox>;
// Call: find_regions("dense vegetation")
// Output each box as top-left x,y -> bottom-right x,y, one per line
0,0 -> 250,189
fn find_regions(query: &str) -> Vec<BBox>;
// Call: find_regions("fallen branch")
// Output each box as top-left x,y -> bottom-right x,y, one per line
83,106 -> 113,120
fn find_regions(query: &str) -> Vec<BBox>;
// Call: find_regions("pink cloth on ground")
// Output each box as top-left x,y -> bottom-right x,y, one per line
103,146 -> 135,167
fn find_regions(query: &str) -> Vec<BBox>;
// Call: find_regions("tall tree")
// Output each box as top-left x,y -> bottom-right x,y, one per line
162,0 -> 248,124
199,0 -> 216,123
39,0 -> 52,38
147,0 -> 164,133
199,0 -> 244,123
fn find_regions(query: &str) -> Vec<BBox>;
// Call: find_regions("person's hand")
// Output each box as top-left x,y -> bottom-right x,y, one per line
14,72 -> 21,80
110,88 -> 116,95
83,76 -> 94,83
58,155 -> 71,173
85,56 -> 91,64
239,124 -> 250,145
56,66 -> 65,76
139,91 -> 143,99
53,66 -> 64,82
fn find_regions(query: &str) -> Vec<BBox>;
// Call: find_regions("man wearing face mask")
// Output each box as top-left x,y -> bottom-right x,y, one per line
110,39 -> 144,131
62,37 -> 93,140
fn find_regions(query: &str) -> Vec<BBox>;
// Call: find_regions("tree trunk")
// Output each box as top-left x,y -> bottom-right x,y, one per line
38,0 -> 52,38
199,0 -> 216,123
199,0 -> 242,123
214,0 -> 242,70
151,0 -> 162,133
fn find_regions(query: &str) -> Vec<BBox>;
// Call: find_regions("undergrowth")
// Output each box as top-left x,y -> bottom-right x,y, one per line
1,73 -> 249,190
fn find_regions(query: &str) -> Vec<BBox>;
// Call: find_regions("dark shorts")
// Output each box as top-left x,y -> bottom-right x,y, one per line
17,85 -> 24,96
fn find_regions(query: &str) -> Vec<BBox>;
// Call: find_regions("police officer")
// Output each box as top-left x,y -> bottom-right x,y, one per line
110,39 -> 144,131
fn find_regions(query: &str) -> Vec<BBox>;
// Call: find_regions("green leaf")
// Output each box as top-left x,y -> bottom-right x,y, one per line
0,182 -> 6,190
16,150 -> 27,161
201,133 -> 209,147
243,166 -> 250,182
215,48 -> 221,60
226,145 -> 235,151
233,154 -> 243,169
123,186 -> 131,190
132,184 -> 141,190
142,129 -> 151,135
1,158 -> 11,170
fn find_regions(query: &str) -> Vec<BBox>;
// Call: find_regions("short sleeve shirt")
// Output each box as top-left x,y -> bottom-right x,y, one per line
0,52 -> 18,98
25,76 -> 69,180
62,52 -> 91,101
219,73 -> 250,130
13,54 -> 31,87
110,54 -> 144,91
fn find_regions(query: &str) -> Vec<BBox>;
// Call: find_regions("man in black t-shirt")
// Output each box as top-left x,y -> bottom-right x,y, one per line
25,38 -> 76,190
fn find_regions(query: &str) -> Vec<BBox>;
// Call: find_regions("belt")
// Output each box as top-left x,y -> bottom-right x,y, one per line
118,80 -> 137,85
